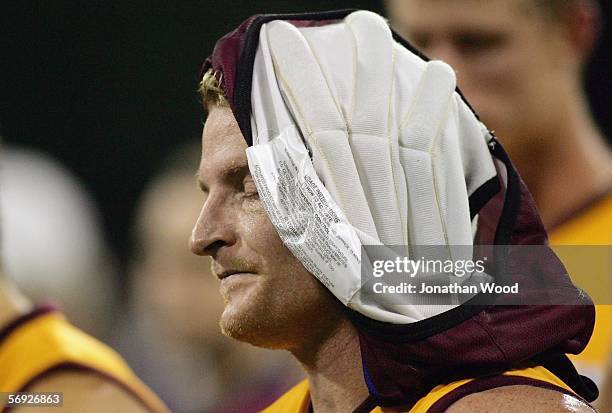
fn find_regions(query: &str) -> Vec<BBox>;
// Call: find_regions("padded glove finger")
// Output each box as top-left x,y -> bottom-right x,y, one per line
267,21 -> 379,240
398,61 -> 457,246
346,11 -> 406,245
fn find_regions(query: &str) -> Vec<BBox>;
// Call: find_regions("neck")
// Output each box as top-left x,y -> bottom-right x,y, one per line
292,318 -> 369,413
0,277 -> 32,330
508,90 -> 612,229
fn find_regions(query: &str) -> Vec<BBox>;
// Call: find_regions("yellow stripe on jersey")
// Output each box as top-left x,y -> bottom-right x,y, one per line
409,365 -> 573,413
549,194 -> 612,246
262,365 -> 573,413
0,312 -> 167,413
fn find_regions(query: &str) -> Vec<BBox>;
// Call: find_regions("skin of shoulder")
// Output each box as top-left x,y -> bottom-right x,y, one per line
445,385 -> 596,413
11,371 -> 153,413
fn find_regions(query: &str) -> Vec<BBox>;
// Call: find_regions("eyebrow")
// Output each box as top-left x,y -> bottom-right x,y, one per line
196,162 -> 250,193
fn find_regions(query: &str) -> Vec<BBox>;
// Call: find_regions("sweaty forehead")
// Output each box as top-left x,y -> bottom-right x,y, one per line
202,105 -> 245,149
201,106 -> 247,162
199,106 -> 249,183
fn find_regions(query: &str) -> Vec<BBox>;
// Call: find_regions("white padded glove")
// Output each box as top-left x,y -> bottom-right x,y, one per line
246,11 -> 496,323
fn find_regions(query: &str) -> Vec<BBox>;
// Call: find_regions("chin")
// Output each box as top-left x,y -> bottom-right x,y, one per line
218,300 -> 290,349
220,301 -> 262,342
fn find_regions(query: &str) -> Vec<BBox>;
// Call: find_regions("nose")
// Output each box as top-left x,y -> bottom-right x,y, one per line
190,195 -> 236,257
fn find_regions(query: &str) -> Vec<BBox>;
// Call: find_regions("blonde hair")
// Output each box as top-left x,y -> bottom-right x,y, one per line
198,69 -> 229,107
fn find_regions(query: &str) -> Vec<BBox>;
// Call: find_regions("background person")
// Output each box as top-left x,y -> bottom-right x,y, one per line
387,0 -> 612,390
0,145 -> 118,338
0,143 -> 169,413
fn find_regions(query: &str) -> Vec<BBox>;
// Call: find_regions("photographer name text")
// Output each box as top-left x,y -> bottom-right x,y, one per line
372,282 -> 519,295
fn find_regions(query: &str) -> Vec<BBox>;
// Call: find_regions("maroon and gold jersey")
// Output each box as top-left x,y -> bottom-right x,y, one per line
263,365 -> 580,413
549,193 -> 612,380
0,306 -> 168,412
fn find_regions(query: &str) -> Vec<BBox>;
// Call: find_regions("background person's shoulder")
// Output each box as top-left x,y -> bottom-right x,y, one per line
445,385 -> 596,413
12,370 -> 154,413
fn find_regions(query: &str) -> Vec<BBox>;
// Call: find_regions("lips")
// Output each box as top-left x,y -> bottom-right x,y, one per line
215,269 -> 254,280
218,270 -> 239,280
212,259 -> 257,280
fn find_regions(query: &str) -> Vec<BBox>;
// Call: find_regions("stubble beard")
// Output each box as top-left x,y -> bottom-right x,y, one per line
218,283 -> 291,349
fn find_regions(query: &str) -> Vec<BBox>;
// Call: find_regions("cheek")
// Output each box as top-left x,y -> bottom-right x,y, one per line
237,198 -> 315,298
461,46 -> 520,97
238,199 -> 290,266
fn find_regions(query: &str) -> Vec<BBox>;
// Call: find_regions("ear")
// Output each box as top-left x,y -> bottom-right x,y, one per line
561,0 -> 601,61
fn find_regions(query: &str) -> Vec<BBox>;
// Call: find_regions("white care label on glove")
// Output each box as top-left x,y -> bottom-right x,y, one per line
246,127 -> 362,304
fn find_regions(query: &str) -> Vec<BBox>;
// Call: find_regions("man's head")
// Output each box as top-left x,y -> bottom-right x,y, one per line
190,74 -> 344,350
387,0 -> 600,157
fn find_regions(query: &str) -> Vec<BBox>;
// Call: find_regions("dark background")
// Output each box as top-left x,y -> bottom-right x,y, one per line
1,1 -> 610,282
